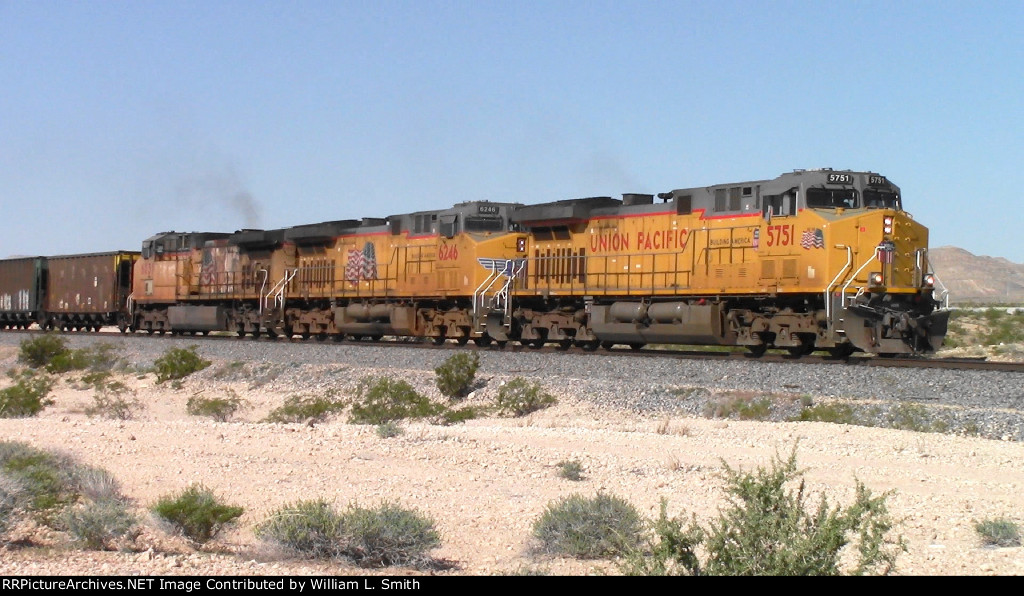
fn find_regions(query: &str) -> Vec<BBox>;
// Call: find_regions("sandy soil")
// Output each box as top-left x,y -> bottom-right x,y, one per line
1,347 -> 1023,576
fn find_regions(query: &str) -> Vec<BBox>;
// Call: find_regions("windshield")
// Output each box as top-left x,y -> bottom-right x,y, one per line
863,189 -> 901,210
806,188 -> 858,209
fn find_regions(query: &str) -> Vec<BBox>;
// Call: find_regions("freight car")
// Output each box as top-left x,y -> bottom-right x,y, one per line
0,252 -> 139,331
125,168 -> 948,355
0,257 -> 46,329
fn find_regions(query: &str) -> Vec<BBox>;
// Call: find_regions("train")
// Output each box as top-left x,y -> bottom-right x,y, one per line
0,169 -> 950,356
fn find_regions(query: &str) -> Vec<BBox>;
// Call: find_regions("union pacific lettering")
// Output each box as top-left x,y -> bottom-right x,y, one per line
590,228 -> 688,253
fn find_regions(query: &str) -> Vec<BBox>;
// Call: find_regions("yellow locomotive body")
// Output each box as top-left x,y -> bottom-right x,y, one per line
501,169 -> 947,354
127,169 -> 947,355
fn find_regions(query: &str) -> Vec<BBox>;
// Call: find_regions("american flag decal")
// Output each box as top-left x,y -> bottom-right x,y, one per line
800,228 -> 825,249
345,242 -> 378,282
877,241 -> 895,264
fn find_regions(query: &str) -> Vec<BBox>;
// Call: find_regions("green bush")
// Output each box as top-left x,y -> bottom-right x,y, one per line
18,333 -> 69,369
791,402 -> 859,425
495,378 -> 556,417
255,499 -> 342,558
153,346 -> 211,384
376,421 -> 405,438
434,352 -> 480,398
621,447 -> 905,576
975,517 -> 1021,547
0,370 -> 54,418
187,392 -> 246,422
84,380 -> 143,420
348,377 -> 444,425
151,484 -> 244,544
256,500 -> 441,568
532,492 -> 644,559
704,394 -> 773,420
888,403 -> 948,433
263,394 -> 345,424
61,498 -> 139,550
556,460 -> 585,481
439,406 -> 479,425
0,475 -> 24,538
334,501 -> 441,567
45,349 -> 91,374
0,442 -> 129,532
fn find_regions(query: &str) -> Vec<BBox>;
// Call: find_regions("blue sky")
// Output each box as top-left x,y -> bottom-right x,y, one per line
2,0 -> 1022,262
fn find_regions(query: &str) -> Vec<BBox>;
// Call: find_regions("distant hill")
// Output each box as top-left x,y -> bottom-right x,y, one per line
930,246 -> 1024,304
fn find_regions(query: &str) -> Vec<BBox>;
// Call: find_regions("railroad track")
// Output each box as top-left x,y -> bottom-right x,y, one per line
2,328 -> 1023,374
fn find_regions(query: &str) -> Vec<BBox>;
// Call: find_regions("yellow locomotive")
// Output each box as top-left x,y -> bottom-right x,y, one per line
128,168 -> 948,356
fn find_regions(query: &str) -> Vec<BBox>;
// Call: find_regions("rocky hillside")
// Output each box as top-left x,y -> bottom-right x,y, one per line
930,247 -> 1024,304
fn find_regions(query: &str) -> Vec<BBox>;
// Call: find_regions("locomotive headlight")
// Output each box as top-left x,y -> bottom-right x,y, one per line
923,274 -> 936,288
868,272 -> 884,288
516,237 -> 527,252
883,216 -> 893,235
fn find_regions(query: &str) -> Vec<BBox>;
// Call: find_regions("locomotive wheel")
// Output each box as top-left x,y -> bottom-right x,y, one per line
526,339 -> 544,349
629,343 -> 644,351
828,345 -> 854,358
431,336 -> 446,346
578,340 -> 600,352
456,336 -> 469,346
555,339 -> 573,351
601,341 -> 615,351
370,335 -> 383,342
786,344 -> 814,358
301,332 -> 311,340
332,333 -> 345,342
746,344 -> 768,357
316,333 -> 328,342
473,336 -> 493,347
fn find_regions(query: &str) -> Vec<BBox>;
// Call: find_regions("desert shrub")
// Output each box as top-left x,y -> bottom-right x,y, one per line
532,492 -> 644,558
975,517 -> 1021,547
0,370 -> 54,418
61,498 -> 139,550
439,406 -> 479,425
0,442 -> 129,534
704,394 -> 773,420
494,378 -> 556,417
153,346 -> 210,384
151,484 -> 244,544
348,377 -> 444,425
556,460 -> 585,481
84,380 -> 143,420
18,333 -> 69,369
256,500 -> 441,568
45,349 -> 91,374
263,394 -> 345,424
888,403 -> 947,433
334,501 -> 441,567
0,475 -> 24,538
376,421 -> 405,438
434,352 -> 480,398
621,447 -> 905,576
255,499 -> 342,558
187,392 -> 246,422
791,402 -> 860,425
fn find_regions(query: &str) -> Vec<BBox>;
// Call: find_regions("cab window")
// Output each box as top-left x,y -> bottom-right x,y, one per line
806,188 -> 857,209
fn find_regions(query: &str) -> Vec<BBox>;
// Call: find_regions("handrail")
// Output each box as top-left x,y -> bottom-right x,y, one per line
841,246 -> 883,307
256,269 -> 269,316
824,245 -> 852,328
